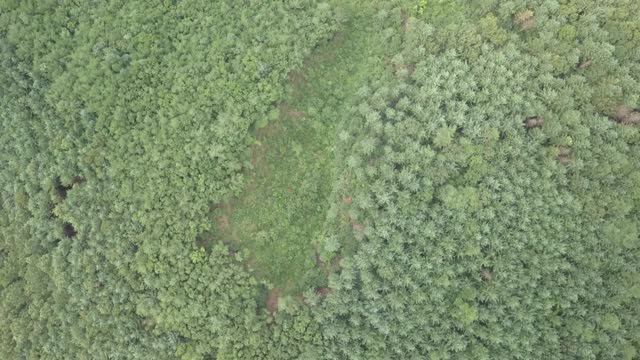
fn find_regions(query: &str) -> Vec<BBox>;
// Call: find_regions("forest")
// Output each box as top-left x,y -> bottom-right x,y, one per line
1,0 -> 639,359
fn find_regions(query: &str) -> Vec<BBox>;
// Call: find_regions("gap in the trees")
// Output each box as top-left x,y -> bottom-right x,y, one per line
55,176 -> 85,200
63,222 -> 77,238
208,5 -> 389,304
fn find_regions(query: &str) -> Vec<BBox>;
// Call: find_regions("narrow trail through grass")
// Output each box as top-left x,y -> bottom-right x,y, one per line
211,3 -> 399,297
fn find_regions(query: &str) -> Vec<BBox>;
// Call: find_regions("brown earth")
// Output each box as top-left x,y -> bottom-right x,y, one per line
279,103 -> 305,119
315,287 -> 331,299
266,288 -> 280,314
401,9 -> 409,32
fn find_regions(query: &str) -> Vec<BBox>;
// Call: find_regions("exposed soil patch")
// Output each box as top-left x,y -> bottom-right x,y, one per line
211,200 -> 245,257
557,146 -> 572,166
256,119 -> 282,140
397,62 -> 416,76
216,214 -> 230,232
610,105 -> 640,125
213,202 -> 234,229
480,267 -> 493,282
288,70 -> 307,90
279,103 -> 305,119
401,9 -> 409,32
524,117 -> 544,129
578,59 -> 592,70
249,149 -> 267,174
315,287 -> 331,299
266,288 -> 280,314
315,250 -> 328,274
350,217 -> 365,232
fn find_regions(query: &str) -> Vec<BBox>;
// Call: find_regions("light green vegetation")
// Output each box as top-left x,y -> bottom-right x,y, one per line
213,2 -> 399,295
2,0 -> 640,359
213,111 -> 333,294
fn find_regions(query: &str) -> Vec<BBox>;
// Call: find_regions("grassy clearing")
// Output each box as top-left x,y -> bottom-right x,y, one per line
211,2 -> 400,296
222,111 -> 334,294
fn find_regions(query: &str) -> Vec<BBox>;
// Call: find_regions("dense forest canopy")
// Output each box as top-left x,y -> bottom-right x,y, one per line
1,0 -> 639,359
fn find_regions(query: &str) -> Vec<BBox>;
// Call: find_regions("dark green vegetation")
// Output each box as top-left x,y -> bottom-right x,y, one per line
1,0 -> 639,359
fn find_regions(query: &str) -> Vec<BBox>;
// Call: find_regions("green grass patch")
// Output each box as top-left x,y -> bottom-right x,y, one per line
220,113 -> 334,294
212,3 -> 401,295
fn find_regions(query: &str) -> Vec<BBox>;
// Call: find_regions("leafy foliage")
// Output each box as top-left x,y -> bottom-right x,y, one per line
0,0 -> 334,358
1,0 -> 639,359
311,1 -> 640,358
